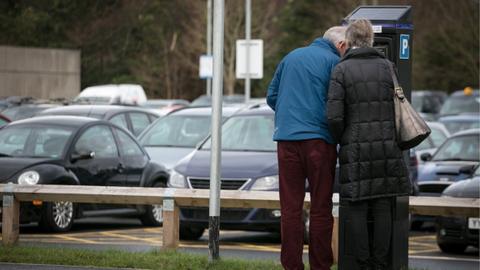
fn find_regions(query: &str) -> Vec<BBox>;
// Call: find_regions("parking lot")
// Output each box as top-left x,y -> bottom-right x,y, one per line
1,217 -> 478,270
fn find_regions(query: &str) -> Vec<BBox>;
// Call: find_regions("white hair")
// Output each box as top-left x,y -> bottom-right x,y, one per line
323,26 -> 346,45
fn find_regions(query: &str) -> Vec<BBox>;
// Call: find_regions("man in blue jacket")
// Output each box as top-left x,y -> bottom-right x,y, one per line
267,26 -> 346,270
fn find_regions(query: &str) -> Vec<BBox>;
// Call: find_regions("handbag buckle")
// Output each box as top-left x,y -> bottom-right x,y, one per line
395,87 -> 405,100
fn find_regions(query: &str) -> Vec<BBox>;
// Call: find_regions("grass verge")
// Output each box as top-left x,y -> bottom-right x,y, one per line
0,245 -> 289,270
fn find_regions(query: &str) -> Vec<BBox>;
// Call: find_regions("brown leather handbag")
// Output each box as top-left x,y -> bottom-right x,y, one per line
386,60 -> 431,150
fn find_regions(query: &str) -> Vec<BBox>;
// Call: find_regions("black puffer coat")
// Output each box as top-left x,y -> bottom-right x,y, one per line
327,47 -> 410,201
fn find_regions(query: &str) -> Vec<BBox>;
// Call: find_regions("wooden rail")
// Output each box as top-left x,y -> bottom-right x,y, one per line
1,184 -> 479,261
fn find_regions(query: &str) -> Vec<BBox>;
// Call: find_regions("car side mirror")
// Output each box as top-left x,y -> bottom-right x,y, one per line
420,153 -> 432,162
459,165 -> 475,175
71,151 -> 95,162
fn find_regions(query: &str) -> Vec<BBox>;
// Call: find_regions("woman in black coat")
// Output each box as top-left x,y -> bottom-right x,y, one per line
327,19 -> 410,270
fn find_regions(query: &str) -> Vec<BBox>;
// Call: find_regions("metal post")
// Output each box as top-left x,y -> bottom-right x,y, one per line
244,0 -> 251,103
206,0 -> 213,96
208,0 -> 224,262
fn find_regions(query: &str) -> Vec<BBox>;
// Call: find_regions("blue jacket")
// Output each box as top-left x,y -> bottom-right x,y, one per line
266,38 -> 339,143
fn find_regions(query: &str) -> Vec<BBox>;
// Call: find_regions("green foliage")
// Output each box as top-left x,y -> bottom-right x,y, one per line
0,0 -> 477,98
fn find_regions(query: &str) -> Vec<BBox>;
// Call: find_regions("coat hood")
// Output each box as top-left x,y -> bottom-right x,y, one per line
341,47 -> 385,62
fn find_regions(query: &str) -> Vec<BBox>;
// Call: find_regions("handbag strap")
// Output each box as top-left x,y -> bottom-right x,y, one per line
385,60 -> 405,101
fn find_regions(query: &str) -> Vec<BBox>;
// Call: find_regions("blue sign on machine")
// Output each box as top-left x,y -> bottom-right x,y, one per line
399,34 -> 410,60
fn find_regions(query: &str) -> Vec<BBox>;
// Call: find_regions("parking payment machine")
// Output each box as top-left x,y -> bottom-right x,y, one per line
339,6 -> 413,270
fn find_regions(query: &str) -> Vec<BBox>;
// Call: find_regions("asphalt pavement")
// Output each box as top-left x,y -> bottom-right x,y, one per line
0,217 -> 478,270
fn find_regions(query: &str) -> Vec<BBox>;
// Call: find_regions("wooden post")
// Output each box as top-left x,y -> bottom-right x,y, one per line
2,190 -> 20,246
332,216 -> 339,264
332,193 -> 339,264
162,198 -> 179,249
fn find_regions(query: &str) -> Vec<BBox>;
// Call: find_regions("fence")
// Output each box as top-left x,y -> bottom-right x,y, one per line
1,184 -> 479,262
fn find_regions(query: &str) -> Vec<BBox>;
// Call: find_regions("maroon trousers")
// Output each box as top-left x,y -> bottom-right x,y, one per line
278,139 -> 337,270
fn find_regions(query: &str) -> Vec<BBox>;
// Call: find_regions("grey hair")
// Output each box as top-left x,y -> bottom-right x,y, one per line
323,26 -> 346,45
345,19 -> 374,48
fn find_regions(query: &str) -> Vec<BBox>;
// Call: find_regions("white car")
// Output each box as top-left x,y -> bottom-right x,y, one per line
74,84 -> 147,106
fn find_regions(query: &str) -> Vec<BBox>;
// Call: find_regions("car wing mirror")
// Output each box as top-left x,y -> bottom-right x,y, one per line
420,153 -> 432,162
71,151 -> 95,162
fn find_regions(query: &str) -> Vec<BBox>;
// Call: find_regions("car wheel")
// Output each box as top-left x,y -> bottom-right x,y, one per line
140,182 -> 166,226
438,242 -> 467,254
410,220 -> 423,230
180,225 -> 205,240
40,201 -> 75,232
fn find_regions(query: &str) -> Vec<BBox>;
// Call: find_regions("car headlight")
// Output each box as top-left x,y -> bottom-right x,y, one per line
18,171 -> 40,185
168,170 -> 187,188
251,175 -> 278,191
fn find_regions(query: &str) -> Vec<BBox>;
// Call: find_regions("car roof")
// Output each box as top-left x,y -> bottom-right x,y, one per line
439,114 -> 480,121
450,89 -> 479,97
168,105 -> 247,117
9,115 -> 100,127
450,128 -> 480,137
38,105 -> 157,118
231,103 -> 273,116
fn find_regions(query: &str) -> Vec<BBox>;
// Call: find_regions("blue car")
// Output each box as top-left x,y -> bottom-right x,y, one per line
168,104 -> 281,239
417,129 -> 479,195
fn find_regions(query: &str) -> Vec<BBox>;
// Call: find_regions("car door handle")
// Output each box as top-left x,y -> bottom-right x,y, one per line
117,163 -> 125,173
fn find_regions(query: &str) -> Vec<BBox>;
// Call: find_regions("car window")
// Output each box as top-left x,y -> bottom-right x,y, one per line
0,125 -> 73,158
74,125 -> 118,158
440,96 -> 480,116
114,128 -> 144,156
140,115 -> 211,148
110,114 -> 129,130
416,137 -> 433,151
433,135 -> 480,161
429,127 -> 448,147
202,115 -> 276,152
0,118 -> 7,127
130,112 -> 151,136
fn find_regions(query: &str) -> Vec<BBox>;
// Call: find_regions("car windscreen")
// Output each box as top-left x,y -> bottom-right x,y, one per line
202,115 -> 276,152
140,115 -> 211,148
416,126 -> 448,151
432,134 -> 480,162
439,95 -> 480,116
0,125 -> 74,158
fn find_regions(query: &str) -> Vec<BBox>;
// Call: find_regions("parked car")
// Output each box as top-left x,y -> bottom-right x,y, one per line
37,105 -> 159,137
191,94 -> 246,107
2,103 -> 61,121
0,114 -> 10,128
411,90 -> 447,121
409,122 -> 450,185
139,105 -> 245,170
417,129 -> 479,195
0,116 -> 169,232
438,114 -> 480,134
74,84 -> 147,106
439,89 -> 479,117
142,99 -> 190,116
168,104 -> 284,240
436,169 -> 480,254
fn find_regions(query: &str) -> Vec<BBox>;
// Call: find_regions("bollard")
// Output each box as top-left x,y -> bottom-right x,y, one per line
2,183 -> 20,246
162,188 -> 179,249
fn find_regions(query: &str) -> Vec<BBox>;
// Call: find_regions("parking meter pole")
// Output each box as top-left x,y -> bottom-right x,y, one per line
208,0 -> 224,262
244,0 -> 251,103
206,0 -> 213,96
